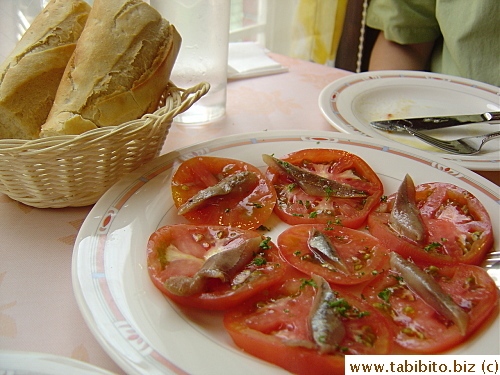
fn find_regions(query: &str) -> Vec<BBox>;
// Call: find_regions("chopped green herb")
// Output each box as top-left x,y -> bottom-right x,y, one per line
424,242 -> 443,252
325,219 -> 343,229
378,288 -> 392,302
253,257 -> 267,266
388,274 -> 404,282
323,186 -> 334,198
299,278 -> 318,289
259,237 -> 272,250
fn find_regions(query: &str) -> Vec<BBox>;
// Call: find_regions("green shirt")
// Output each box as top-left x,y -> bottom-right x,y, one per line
367,0 -> 500,86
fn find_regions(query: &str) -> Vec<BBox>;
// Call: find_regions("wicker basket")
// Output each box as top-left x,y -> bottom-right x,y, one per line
0,82 -> 209,208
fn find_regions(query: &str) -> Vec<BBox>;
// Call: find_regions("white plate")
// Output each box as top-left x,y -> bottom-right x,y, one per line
72,130 -> 500,375
318,71 -> 500,171
0,351 -> 115,375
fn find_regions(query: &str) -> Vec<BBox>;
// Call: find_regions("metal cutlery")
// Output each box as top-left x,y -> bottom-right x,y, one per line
404,128 -> 500,155
370,111 -> 500,132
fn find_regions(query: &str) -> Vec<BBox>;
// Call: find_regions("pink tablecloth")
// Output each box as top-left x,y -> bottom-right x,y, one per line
162,54 -> 351,153
0,54 -> 498,374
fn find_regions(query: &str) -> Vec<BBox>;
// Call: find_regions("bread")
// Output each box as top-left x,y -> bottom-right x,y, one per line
0,0 -> 91,140
40,0 -> 181,137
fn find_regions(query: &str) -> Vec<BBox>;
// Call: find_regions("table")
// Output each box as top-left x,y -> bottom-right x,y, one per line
0,54 -> 498,374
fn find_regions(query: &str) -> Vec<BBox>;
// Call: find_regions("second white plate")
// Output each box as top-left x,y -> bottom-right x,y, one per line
318,71 -> 500,171
0,351 -> 115,375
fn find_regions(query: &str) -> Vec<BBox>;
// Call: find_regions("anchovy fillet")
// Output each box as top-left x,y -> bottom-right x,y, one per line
308,228 -> 349,273
309,275 -> 346,352
262,154 -> 367,198
389,174 -> 425,243
177,171 -> 258,215
164,236 -> 262,296
389,252 -> 469,335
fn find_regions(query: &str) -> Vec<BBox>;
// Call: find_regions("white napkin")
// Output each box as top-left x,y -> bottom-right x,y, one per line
227,42 -> 288,80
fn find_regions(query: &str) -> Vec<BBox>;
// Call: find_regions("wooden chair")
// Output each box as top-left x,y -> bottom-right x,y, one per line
335,0 -> 379,72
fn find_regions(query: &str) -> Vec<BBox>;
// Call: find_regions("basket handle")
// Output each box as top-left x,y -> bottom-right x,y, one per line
167,81 -> 211,119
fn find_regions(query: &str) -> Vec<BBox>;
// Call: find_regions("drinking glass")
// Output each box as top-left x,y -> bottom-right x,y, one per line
152,0 -> 230,125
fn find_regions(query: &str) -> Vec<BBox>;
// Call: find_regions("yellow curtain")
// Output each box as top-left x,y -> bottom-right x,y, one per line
291,0 -> 348,65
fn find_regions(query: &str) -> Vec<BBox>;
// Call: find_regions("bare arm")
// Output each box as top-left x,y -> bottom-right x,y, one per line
368,31 -> 435,71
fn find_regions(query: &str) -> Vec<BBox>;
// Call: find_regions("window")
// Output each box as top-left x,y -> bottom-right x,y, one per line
229,0 -> 301,57
229,0 -> 267,45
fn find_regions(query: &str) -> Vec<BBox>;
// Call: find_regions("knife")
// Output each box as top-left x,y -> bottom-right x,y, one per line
370,111 -> 500,132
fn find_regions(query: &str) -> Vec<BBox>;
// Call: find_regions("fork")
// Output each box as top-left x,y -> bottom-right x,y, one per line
404,127 -> 500,154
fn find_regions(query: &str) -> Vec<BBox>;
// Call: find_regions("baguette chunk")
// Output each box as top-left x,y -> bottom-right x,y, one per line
40,0 -> 181,137
0,0 -> 91,140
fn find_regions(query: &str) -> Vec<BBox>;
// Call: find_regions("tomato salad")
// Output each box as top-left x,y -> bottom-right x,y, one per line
171,156 -> 276,230
147,151 -> 497,375
368,178 -> 493,265
224,274 -> 394,375
277,224 -> 389,286
362,252 -> 498,354
264,149 -> 383,228
147,224 -> 285,310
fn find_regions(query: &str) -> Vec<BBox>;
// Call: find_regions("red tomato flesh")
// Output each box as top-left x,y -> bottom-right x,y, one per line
265,149 -> 383,228
224,276 -> 393,375
277,224 -> 389,286
147,224 -> 286,310
362,263 -> 499,353
368,182 -> 493,265
171,156 -> 276,230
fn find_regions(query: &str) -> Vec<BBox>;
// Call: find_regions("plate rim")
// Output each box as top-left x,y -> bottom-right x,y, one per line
72,130 -> 500,375
318,70 -> 500,171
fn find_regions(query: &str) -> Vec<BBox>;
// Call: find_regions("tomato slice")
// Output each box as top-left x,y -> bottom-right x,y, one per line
171,156 -> 276,230
265,149 -> 383,228
362,262 -> 498,353
224,276 -> 393,375
277,224 -> 389,286
147,224 -> 286,310
368,182 -> 493,265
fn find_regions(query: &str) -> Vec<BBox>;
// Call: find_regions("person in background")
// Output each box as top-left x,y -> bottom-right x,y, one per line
366,0 -> 500,87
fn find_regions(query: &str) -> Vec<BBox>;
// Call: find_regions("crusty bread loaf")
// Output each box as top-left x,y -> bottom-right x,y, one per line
40,0 -> 181,137
0,0 -> 91,140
